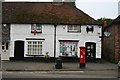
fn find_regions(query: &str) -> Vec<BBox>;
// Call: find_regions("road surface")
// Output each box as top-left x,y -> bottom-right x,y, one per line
2,70 -> 118,78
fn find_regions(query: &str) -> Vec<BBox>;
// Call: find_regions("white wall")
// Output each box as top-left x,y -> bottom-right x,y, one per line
10,24 -> 102,58
10,24 -> 54,57
56,25 -> 102,58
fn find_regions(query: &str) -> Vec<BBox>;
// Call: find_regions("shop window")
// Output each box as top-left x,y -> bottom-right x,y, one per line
59,41 -> 78,57
27,41 -> 42,55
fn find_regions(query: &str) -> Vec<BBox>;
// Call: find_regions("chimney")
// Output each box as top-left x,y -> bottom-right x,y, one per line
53,0 -> 75,2
104,20 -> 107,28
53,0 -> 63,5
53,0 -> 62,2
64,0 -> 75,6
53,0 -> 75,6
63,0 -> 75,2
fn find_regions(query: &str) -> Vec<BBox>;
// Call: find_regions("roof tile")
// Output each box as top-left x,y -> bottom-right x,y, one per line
2,2 -> 97,25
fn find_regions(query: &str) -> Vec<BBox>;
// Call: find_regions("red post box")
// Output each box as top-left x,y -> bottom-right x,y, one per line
79,47 -> 86,68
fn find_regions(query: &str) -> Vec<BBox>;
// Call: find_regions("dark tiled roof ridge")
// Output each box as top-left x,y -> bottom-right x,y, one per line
113,15 -> 120,23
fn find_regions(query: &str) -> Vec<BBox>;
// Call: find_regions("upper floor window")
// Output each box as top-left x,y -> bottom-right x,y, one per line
86,26 -> 94,33
31,24 -> 42,33
68,25 -> 81,32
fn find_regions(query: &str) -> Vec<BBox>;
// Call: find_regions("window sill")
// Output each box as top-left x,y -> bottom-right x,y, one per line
67,31 -> 81,33
31,31 -> 42,33
59,55 -> 78,58
26,54 -> 44,56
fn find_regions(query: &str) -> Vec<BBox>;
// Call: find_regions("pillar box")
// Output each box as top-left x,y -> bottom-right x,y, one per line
79,47 -> 86,68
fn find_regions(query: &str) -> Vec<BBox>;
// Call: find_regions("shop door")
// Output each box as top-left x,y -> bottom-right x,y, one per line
85,42 -> 96,62
2,42 -> 9,60
14,41 -> 24,60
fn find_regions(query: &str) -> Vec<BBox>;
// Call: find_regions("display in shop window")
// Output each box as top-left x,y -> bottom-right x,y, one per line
59,41 -> 78,57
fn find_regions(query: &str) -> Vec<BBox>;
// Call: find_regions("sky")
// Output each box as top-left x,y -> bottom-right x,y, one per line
4,0 -> 120,20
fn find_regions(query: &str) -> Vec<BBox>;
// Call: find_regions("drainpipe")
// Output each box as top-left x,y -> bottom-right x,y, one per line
101,25 -> 103,61
54,24 -> 57,63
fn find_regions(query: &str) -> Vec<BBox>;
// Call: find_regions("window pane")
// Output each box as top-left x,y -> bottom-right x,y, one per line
74,25 -> 78,30
27,41 -> 42,55
2,43 -> 4,45
68,25 -> 73,31
6,43 -> 8,50
68,25 -> 81,32
86,26 -> 94,33
36,24 -> 41,27
36,24 -> 42,31
31,24 -> 42,32
2,46 -> 4,50
74,25 -> 77,29
37,27 -> 41,30
31,24 -> 36,30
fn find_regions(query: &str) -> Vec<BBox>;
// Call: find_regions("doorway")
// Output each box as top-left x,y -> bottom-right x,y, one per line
85,42 -> 96,62
14,41 -> 24,60
2,42 -> 9,60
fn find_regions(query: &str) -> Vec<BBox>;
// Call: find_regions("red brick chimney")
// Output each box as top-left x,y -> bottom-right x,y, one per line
104,20 -> 107,28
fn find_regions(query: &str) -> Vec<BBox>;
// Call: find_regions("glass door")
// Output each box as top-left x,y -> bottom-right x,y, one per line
85,42 -> 96,62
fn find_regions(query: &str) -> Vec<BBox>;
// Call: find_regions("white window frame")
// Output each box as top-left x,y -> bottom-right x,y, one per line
27,40 -> 43,55
31,24 -> 42,33
59,41 -> 78,57
68,25 -> 81,32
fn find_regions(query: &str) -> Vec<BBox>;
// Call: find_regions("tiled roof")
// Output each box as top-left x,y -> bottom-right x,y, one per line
2,2 -> 98,25
112,15 -> 120,24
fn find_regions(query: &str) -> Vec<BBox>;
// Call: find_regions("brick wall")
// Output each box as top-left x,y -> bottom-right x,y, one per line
118,23 -> 120,62
103,26 -> 115,62
114,24 -> 119,63
103,23 -> 120,63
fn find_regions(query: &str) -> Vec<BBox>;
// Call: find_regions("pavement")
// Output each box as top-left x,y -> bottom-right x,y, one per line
1,60 -> 118,71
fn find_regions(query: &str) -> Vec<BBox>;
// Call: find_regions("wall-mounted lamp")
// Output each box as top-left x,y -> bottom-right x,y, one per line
3,24 -> 7,27
104,31 -> 111,37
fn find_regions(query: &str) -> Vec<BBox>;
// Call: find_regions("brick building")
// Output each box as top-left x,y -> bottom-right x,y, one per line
103,15 -> 120,63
